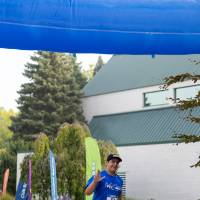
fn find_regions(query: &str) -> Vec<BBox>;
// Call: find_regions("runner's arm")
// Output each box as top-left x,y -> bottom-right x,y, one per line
85,170 -> 105,195
85,181 -> 98,195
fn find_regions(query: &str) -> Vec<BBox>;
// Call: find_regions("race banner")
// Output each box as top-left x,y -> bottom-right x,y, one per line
85,137 -> 101,200
16,181 -> 28,200
2,168 -> 9,194
49,150 -> 58,200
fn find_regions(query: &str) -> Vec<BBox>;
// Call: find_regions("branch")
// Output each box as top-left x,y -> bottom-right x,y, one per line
173,134 -> 200,168
173,134 -> 200,143
186,116 -> 200,124
190,159 -> 200,168
177,98 -> 200,110
163,73 -> 200,88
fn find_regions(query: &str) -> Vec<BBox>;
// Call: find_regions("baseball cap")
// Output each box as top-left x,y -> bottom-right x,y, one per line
107,154 -> 122,162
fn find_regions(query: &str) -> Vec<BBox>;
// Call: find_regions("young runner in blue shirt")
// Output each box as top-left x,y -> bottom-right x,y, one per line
85,154 -> 123,200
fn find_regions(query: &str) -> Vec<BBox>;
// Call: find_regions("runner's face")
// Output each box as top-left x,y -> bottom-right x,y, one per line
106,158 -> 120,174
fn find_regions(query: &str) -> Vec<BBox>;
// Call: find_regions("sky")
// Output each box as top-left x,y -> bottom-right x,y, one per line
0,48 -> 112,111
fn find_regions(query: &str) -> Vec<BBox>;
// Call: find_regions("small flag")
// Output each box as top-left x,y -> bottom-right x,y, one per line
27,160 -> 32,200
2,168 -> 9,194
16,181 -> 28,200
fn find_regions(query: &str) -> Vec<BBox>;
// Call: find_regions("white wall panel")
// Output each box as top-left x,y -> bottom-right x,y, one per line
118,143 -> 200,200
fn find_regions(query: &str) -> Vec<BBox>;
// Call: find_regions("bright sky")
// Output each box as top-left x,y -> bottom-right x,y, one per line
0,48 -> 112,111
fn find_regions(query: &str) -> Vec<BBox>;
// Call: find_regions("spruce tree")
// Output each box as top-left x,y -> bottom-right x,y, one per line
11,51 -> 86,138
93,56 -> 104,76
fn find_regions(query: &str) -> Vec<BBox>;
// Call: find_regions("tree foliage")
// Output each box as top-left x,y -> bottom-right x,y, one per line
20,123 -> 118,199
97,140 -> 118,168
55,123 -> 90,199
82,64 -> 95,81
21,133 -> 50,200
0,193 -> 15,200
93,56 -> 104,76
0,108 -> 30,195
164,65 -> 200,167
0,108 -> 15,151
0,139 -> 32,195
11,51 -> 87,138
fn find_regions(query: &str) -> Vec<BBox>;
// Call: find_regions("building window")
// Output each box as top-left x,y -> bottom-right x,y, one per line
144,90 -> 169,107
175,85 -> 200,101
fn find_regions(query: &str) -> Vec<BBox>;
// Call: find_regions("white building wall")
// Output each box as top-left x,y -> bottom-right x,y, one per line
82,80 -> 200,122
118,143 -> 200,200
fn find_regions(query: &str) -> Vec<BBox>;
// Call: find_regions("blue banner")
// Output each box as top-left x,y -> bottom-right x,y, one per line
49,150 -> 58,200
16,181 -> 28,200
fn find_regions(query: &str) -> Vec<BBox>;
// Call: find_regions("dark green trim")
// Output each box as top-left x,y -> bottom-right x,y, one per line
116,140 -> 180,147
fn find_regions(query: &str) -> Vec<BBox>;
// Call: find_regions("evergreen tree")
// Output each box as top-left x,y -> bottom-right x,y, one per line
11,51 -> 86,138
93,56 -> 104,76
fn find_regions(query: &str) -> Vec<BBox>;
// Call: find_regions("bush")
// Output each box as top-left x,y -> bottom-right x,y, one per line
0,139 -> 33,195
0,193 -> 15,200
19,123 -> 118,199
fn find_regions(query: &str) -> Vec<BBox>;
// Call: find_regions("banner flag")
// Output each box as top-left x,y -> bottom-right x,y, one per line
2,168 -> 9,194
16,181 -> 28,200
85,137 -> 101,200
49,150 -> 58,200
27,160 -> 32,200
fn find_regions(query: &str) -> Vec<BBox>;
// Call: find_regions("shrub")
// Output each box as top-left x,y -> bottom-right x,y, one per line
0,193 -> 15,200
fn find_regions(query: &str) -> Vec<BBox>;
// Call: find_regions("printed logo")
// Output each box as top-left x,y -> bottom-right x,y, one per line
92,162 -> 96,175
107,196 -> 117,200
105,182 -> 121,191
20,183 -> 27,199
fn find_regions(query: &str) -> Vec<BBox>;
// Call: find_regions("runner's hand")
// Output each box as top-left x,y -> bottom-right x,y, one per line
93,170 -> 105,183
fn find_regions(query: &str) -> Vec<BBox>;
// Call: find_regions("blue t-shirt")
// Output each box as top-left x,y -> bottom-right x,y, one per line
85,170 -> 123,200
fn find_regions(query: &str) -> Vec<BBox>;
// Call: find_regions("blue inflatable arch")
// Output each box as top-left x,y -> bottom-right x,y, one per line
0,0 -> 200,54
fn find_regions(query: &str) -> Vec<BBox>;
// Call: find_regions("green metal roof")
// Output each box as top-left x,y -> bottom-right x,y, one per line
89,107 -> 200,146
84,55 -> 200,97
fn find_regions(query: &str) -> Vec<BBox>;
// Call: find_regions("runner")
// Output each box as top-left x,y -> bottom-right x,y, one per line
85,154 -> 123,200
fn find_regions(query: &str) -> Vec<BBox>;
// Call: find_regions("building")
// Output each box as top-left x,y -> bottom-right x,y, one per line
82,55 -> 200,200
